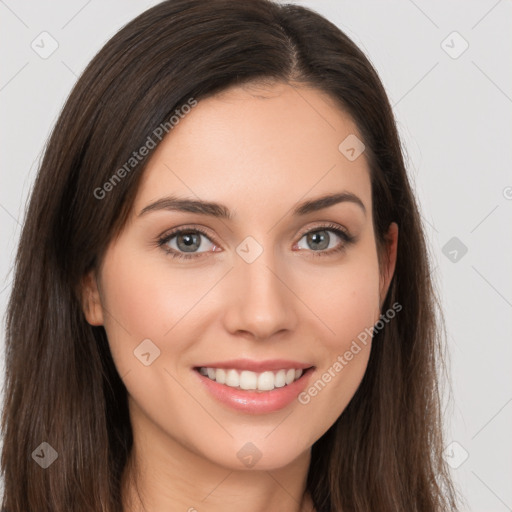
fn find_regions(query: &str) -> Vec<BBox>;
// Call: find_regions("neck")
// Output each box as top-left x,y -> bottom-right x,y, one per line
121,402 -> 315,512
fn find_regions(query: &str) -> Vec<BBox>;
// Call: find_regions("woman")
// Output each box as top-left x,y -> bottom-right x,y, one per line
1,0 -> 460,510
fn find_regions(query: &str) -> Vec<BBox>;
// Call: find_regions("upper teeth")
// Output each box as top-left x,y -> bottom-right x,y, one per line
198,367 -> 304,391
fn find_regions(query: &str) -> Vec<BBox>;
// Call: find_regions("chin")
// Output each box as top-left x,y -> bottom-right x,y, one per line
198,436 -> 311,472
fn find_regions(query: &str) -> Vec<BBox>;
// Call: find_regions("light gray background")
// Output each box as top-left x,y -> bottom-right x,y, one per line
1,1 -> 511,510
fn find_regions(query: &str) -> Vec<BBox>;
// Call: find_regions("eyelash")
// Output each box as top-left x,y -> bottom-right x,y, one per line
156,223 -> 356,260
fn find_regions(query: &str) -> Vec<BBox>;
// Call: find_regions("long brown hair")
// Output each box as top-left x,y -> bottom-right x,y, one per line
1,1 -> 460,510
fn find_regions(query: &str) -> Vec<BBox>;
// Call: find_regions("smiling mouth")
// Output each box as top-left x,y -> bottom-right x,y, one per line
194,366 -> 314,392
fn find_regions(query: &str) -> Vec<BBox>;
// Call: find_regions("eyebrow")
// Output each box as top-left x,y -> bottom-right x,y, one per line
138,191 -> 366,219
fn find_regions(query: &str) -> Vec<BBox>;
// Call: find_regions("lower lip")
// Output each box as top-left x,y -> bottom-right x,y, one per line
194,367 -> 315,414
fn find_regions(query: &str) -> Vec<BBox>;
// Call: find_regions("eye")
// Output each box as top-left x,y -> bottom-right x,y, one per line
156,222 -> 355,261
157,226 -> 219,260
294,223 -> 355,257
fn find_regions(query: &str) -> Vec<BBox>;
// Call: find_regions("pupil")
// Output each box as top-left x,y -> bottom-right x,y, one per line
309,231 -> 329,250
178,232 -> 200,252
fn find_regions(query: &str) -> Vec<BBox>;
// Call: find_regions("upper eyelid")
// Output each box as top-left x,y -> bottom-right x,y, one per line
296,223 -> 349,238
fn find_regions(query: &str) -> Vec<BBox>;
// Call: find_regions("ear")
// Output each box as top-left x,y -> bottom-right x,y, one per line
379,222 -> 399,308
80,270 -> 104,326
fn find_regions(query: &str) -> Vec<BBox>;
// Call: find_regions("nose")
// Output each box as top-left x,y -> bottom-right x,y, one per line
222,247 -> 298,341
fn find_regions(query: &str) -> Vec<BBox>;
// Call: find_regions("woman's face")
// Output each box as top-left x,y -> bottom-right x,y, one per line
83,81 -> 397,471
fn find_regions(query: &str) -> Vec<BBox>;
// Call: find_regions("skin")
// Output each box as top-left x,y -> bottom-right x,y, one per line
82,81 -> 398,512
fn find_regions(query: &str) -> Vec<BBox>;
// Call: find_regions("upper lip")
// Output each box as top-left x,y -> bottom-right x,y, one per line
194,359 -> 314,372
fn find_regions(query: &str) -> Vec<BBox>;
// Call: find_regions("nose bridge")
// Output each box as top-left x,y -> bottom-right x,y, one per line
223,234 -> 297,338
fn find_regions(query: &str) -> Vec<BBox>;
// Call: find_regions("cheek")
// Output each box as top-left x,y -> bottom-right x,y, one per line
96,245 -> 210,424
98,245 -> 201,336
291,248 -> 381,426
298,246 -> 382,353
97,245 -> 177,372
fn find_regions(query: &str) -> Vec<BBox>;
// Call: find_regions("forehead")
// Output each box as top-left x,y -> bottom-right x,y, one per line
132,81 -> 371,222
